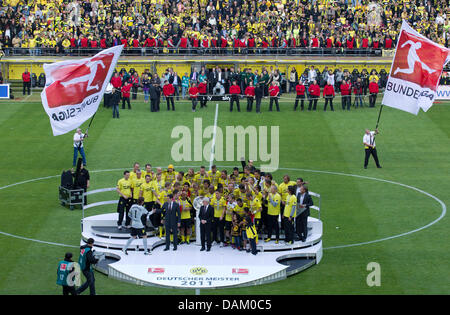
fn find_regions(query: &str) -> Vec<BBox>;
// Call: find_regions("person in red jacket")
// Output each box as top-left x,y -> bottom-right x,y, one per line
308,80 -> 320,111
368,79 -> 379,108
197,81 -> 207,108
229,80 -> 241,112
189,83 -> 199,112
294,80 -> 306,111
268,81 -> 280,112
384,35 -> 393,49
131,72 -> 139,100
111,72 -> 123,117
163,80 -> 175,111
22,68 -> 31,95
245,81 -> 255,112
121,80 -> 132,110
340,80 -> 352,110
323,81 -> 335,111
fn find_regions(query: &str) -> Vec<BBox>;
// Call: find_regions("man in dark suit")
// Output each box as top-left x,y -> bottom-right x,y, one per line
149,84 -> 159,112
161,193 -> 181,251
296,185 -> 313,242
198,197 -> 214,252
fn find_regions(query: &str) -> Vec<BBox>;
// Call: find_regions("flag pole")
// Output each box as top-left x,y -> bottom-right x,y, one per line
85,112 -> 97,135
375,104 -> 384,130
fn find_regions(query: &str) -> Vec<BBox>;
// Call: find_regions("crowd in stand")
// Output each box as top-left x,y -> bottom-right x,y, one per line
1,0 -> 449,55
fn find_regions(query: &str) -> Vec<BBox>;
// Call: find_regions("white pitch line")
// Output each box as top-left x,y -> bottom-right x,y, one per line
0,230 -> 78,248
20,94 -> 33,102
209,103 -> 219,170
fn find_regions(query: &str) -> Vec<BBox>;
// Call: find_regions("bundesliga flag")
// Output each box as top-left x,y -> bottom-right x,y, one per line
382,20 -> 450,115
41,45 -> 124,136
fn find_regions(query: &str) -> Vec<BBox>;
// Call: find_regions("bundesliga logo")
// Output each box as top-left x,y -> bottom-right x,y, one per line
391,30 -> 448,91
45,53 -> 114,108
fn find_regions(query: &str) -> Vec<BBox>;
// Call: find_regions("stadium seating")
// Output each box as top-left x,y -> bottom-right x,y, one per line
0,0 -> 448,56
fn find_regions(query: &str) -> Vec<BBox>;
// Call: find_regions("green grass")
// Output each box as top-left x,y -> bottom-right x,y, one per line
0,92 -> 449,295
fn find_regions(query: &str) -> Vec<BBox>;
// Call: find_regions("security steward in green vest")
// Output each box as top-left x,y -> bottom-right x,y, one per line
76,238 -> 99,295
56,252 -> 77,295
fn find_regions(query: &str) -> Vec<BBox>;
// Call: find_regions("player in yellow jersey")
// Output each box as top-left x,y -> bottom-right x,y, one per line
265,185 -> 281,243
153,172 -> 165,193
163,164 -> 178,184
116,170 -> 132,230
131,170 -> 145,205
179,191 -> 193,244
153,180 -> 171,238
199,179 -> 212,197
218,170 -> 230,187
234,183 -> 250,204
211,190 -> 227,246
194,166 -> 210,186
246,192 -> 262,233
184,168 -> 196,185
283,186 -> 297,244
242,165 -> 254,181
278,174 -> 296,214
231,167 -> 243,182
140,174 -> 156,212
142,163 -> 155,180
207,165 -> 221,187
234,198 -> 247,217
129,162 -> 140,181
223,194 -> 236,246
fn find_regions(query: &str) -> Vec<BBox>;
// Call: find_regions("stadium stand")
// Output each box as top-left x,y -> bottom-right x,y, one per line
0,0 -> 448,57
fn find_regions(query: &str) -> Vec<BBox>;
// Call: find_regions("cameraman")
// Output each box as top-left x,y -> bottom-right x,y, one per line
76,238 -> 99,295
56,252 -> 77,295
73,164 -> 90,206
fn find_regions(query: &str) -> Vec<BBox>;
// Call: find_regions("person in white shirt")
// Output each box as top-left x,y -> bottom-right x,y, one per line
104,82 -> 113,108
73,128 -> 87,167
308,66 -> 317,84
363,128 -> 382,169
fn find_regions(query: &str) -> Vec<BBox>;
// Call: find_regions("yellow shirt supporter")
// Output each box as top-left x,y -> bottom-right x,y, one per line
233,188 -> 249,204
267,192 -> 281,216
278,181 -> 296,202
224,202 -> 234,222
194,172 -> 210,186
131,177 -> 145,200
207,170 -> 221,187
211,195 -> 227,218
234,202 -> 247,217
218,176 -> 229,187
283,194 -> 297,218
140,181 -> 155,202
249,198 -> 262,219
142,170 -> 155,181
163,170 -> 177,184
158,190 -> 169,205
117,178 -> 132,198
179,198 -> 192,220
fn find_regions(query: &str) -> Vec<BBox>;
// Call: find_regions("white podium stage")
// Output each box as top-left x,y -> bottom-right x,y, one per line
81,212 -> 323,289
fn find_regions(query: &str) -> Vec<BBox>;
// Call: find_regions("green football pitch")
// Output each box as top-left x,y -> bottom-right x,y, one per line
0,92 -> 449,295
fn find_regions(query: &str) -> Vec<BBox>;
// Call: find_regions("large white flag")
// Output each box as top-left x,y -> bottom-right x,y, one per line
41,45 -> 124,136
382,20 -> 450,115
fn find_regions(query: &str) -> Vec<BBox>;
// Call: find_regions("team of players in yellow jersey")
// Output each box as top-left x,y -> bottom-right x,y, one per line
116,161 -> 308,250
